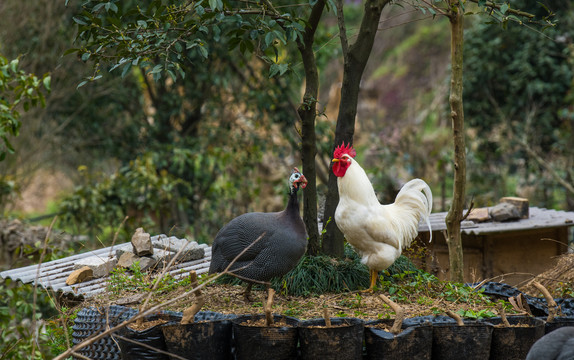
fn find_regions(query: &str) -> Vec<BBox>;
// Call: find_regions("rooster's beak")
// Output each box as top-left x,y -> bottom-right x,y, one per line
332,158 -> 340,163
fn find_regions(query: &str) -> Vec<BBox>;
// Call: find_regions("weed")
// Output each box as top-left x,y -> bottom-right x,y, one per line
456,308 -> 496,319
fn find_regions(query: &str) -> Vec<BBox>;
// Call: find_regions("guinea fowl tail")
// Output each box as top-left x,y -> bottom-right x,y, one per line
395,178 -> 433,242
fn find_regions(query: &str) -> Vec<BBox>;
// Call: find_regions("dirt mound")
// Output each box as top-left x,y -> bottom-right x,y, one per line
521,253 -> 574,298
0,218 -> 70,268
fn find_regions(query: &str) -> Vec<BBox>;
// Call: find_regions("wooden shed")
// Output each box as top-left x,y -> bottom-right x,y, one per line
415,207 -> 574,286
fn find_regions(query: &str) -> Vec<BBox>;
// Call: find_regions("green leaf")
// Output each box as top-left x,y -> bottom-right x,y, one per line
265,32 -> 275,48
43,76 -> 51,92
72,16 -> 88,26
198,45 -> 208,59
500,3 -> 509,15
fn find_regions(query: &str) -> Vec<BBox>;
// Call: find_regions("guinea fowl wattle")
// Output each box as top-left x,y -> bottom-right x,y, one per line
208,167 -> 308,301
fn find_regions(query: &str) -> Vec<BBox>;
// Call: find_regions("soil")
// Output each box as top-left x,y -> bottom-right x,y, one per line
241,317 -> 294,327
88,281 -> 500,323
83,254 -> 574,324
128,318 -> 167,331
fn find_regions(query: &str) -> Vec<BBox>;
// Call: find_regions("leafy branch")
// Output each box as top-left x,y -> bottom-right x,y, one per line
0,56 -> 51,161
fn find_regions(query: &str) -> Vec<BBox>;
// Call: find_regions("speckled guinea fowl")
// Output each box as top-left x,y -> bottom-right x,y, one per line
208,168 -> 308,300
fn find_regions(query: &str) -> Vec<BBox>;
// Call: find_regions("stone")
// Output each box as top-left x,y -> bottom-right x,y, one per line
152,236 -> 205,262
467,208 -> 490,223
117,251 -> 157,271
490,202 -> 521,222
75,255 -> 118,278
113,243 -> 133,259
131,227 -> 153,256
117,252 -> 139,268
66,266 -> 93,285
149,248 -> 177,268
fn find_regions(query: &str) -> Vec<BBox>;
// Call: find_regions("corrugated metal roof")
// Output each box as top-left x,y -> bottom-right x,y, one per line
418,207 -> 574,235
0,237 -> 212,299
2,207 -> 573,299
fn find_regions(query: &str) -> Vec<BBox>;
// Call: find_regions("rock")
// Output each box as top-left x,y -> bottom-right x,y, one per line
152,236 -> 205,262
113,243 -> 133,259
149,248 -> 177,268
467,208 -> 490,222
490,203 -> 521,222
75,255 -> 118,278
131,228 -> 153,256
117,251 -> 157,271
117,252 -> 139,268
115,293 -> 145,306
66,266 -> 93,285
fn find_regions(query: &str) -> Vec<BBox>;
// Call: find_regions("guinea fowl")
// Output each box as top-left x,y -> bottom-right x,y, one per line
526,327 -> 574,360
208,167 -> 308,301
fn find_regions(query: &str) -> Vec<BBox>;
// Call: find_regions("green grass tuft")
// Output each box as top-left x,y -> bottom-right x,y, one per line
215,244 -> 421,296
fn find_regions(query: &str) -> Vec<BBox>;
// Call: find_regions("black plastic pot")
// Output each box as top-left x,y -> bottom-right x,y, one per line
232,314 -> 299,360
411,316 -> 493,360
115,311 -> 182,360
298,317 -> 364,360
539,316 -> 574,334
488,316 -> 545,360
364,319 -> 432,360
160,311 -> 236,360
72,305 -> 138,360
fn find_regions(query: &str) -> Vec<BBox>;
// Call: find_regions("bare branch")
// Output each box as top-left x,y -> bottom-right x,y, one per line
379,294 -> 404,334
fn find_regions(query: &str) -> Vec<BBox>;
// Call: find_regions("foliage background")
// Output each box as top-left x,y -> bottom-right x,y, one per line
0,1 -> 573,358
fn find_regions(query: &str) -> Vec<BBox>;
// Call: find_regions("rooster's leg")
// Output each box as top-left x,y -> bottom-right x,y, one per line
361,269 -> 378,292
369,269 -> 378,291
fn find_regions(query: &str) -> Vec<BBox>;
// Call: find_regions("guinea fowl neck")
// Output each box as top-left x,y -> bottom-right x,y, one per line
285,187 -> 301,216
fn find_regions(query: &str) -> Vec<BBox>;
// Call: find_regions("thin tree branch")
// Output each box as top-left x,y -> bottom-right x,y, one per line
335,0 -> 349,58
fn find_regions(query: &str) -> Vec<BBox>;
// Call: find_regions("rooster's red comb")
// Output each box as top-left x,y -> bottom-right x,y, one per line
333,142 -> 356,159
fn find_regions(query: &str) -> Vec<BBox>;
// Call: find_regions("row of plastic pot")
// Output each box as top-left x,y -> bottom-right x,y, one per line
113,311 -> 574,360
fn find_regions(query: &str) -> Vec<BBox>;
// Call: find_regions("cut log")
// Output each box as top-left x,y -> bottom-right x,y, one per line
500,197 -> 529,219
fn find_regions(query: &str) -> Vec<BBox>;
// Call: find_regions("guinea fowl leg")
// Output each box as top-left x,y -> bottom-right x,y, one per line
243,283 -> 254,302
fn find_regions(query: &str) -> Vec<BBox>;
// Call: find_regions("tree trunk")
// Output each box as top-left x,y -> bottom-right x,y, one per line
444,1 -> 466,283
297,0 -> 325,255
321,0 -> 390,257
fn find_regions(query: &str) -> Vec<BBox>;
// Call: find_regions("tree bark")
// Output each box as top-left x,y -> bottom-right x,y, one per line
444,1 -> 466,283
297,0 -> 325,255
321,0 -> 390,257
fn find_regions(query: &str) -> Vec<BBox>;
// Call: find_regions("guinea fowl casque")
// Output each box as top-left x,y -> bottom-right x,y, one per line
332,142 -> 432,292
208,168 -> 308,301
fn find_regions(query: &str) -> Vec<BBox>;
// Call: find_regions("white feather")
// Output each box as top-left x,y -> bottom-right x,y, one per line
335,157 -> 432,272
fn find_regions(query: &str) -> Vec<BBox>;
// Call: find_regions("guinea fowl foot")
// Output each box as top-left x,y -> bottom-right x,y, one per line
243,283 -> 254,302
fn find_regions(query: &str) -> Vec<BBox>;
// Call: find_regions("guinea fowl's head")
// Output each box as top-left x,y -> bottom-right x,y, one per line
332,142 -> 356,177
289,167 -> 308,193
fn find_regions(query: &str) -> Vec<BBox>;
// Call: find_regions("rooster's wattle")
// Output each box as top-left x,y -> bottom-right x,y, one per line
332,142 -> 432,292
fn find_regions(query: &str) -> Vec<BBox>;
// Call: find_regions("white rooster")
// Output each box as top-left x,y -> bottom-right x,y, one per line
332,142 -> 432,292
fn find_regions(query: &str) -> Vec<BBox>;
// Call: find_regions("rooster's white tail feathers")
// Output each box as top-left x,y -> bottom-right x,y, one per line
395,178 -> 433,242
